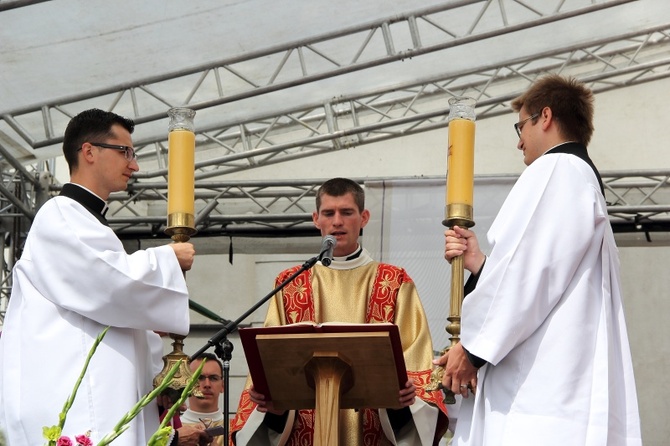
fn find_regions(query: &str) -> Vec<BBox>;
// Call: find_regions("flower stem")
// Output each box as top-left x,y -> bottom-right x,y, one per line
42,326 -> 111,445
146,359 -> 206,446
96,359 -> 184,446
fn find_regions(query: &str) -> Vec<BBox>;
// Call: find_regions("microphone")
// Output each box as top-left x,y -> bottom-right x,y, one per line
318,235 -> 337,266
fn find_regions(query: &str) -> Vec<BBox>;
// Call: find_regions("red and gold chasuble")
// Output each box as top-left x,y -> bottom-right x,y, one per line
231,261 -> 448,446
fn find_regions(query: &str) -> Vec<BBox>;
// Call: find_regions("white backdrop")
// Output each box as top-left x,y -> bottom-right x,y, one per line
363,177 -> 515,350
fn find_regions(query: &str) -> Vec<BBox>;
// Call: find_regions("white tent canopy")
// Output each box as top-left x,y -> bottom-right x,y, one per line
1,2 -> 670,443
1,0 -> 668,243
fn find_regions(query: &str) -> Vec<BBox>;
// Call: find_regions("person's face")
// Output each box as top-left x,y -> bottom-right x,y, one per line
88,123 -> 139,196
189,359 -> 223,411
515,107 -> 544,166
313,192 -> 370,257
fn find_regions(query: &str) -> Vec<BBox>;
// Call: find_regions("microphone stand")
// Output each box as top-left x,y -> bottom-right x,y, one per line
190,253 -> 321,444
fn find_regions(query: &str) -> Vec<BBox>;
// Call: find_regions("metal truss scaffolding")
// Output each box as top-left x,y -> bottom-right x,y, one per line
1,0 -> 670,319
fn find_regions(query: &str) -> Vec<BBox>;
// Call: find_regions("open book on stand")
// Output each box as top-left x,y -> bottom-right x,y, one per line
239,322 -> 408,410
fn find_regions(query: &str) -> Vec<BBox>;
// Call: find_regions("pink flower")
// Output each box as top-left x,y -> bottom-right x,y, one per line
75,434 -> 93,446
57,436 -> 74,446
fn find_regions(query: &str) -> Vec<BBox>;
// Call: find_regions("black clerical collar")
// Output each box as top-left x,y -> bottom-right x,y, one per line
545,142 -> 605,196
331,245 -> 363,262
59,183 -> 109,226
345,245 -> 363,261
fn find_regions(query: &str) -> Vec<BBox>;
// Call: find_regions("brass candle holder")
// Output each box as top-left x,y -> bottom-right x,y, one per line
153,107 -> 201,399
427,97 -> 476,404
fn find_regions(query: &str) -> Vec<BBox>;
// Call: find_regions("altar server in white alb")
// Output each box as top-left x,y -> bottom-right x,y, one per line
434,75 -> 641,445
0,109 -> 209,446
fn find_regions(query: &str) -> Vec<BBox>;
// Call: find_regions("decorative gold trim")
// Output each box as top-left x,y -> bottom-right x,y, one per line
443,203 -> 474,228
165,212 -> 197,241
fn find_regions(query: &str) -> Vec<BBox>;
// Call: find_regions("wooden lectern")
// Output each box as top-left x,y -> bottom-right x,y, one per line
239,323 -> 407,445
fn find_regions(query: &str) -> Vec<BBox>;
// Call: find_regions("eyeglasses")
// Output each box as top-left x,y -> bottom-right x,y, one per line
197,374 -> 222,383
89,142 -> 137,161
514,113 -> 539,138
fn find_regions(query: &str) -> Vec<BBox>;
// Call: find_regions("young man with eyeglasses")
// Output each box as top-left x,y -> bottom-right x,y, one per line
435,75 -> 641,445
0,109 -> 210,446
181,353 -> 226,446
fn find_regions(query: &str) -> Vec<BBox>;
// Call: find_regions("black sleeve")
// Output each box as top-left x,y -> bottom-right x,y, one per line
169,430 -> 178,446
462,257 -> 487,369
463,346 -> 487,369
263,411 -> 289,433
464,256 -> 486,296
387,406 -> 412,433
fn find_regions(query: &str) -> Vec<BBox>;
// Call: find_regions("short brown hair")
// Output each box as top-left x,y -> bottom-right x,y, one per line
63,109 -> 135,173
511,75 -> 594,146
316,178 -> 364,212
189,352 -> 223,375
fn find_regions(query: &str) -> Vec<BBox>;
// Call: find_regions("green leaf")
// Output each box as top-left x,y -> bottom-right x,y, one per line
98,358 -> 184,446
